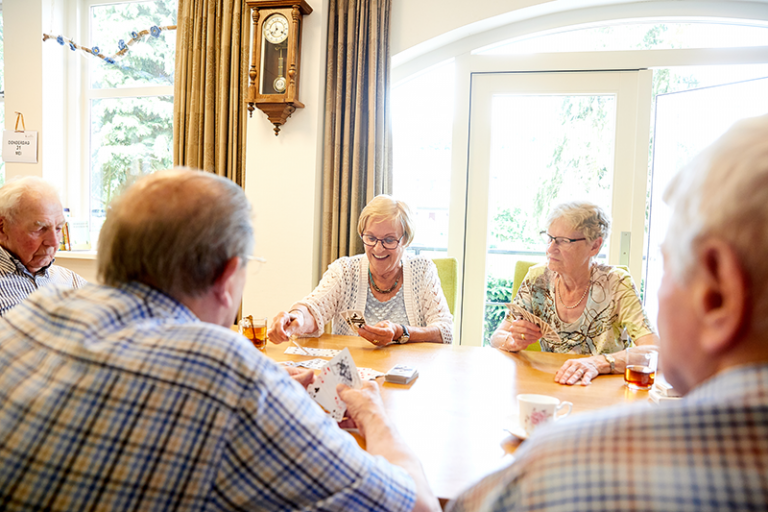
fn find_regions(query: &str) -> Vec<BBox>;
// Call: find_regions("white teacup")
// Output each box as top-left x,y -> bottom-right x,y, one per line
517,394 -> 573,436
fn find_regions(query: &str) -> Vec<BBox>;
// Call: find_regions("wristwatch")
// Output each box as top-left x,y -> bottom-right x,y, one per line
396,324 -> 410,344
603,353 -> 616,374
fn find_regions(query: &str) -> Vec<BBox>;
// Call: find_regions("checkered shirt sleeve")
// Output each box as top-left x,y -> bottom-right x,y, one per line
447,364 -> 768,512
0,282 -> 416,511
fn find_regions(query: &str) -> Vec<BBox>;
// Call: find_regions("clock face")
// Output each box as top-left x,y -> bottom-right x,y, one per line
264,14 -> 289,44
273,76 -> 287,93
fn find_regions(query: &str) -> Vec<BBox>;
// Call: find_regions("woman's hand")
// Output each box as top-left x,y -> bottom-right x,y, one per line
358,320 -> 399,346
268,310 -> 304,343
555,356 -> 602,386
497,319 -> 542,352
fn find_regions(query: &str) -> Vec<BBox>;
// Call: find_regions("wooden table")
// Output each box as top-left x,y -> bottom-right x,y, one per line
265,334 -> 650,502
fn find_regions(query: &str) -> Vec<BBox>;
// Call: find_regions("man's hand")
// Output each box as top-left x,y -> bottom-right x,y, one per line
284,366 -> 314,389
336,381 -> 386,438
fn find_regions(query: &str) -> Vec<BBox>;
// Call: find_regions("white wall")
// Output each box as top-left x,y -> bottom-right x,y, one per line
240,0 -> 327,320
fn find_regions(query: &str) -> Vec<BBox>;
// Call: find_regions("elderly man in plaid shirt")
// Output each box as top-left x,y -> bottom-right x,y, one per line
0,177 -> 86,316
0,169 -> 439,512
448,115 -> 768,512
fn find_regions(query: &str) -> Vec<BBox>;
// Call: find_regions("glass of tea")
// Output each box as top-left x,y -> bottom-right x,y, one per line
239,315 -> 268,353
624,346 -> 658,390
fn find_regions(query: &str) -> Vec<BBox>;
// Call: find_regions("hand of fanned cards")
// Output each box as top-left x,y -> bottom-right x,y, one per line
307,348 -> 363,421
507,303 -> 562,345
341,309 -> 367,334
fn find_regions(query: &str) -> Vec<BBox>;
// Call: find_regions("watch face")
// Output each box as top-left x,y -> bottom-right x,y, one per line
273,76 -> 286,93
264,14 -> 289,44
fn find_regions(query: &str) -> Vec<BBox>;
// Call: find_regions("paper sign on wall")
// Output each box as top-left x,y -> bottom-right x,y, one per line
2,131 -> 39,163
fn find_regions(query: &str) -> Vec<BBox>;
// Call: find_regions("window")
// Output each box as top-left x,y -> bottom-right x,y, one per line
391,18 -> 768,345
0,8 -> 5,186
83,0 -> 176,243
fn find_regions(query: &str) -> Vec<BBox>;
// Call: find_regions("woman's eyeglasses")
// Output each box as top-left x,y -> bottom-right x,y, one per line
540,231 -> 587,246
361,234 -> 403,250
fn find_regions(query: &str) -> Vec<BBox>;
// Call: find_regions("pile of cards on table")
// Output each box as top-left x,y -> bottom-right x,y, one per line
307,348 -> 362,421
385,364 -> 419,384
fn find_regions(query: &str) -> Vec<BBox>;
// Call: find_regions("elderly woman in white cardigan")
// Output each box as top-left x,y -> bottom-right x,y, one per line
269,195 -> 453,346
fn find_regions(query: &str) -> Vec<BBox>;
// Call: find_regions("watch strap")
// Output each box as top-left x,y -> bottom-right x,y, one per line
397,324 -> 410,344
603,353 -> 616,374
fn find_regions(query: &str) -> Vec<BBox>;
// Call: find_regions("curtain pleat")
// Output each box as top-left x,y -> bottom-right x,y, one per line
173,0 -> 249,186
321,0 -> 392,272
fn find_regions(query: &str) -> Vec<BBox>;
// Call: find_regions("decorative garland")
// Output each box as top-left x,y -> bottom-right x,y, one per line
42,25 -> 177,65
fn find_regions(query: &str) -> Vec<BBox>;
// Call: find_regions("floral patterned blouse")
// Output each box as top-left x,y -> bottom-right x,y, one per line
508,263 -> 654,355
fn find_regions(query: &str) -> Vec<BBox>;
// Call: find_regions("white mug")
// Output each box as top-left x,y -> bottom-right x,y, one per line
517,394 -> 573,436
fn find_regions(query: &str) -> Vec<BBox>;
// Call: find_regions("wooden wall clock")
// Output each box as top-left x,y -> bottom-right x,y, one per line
245,0 -> 312,136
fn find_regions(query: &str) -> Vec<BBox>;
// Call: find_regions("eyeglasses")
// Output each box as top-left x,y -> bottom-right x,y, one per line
361,234 -> 403,250
540,231 -> 587,246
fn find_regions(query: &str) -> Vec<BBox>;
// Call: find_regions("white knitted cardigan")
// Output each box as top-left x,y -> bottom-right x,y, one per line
292,254 -> 453,343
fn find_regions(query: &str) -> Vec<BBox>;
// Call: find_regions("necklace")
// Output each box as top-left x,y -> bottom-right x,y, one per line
369,268 -> 399,294
556,275 -> 590,309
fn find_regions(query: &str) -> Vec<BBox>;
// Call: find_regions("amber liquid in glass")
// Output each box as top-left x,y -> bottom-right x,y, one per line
245,325 -> 267,352
624,365 -> 655,390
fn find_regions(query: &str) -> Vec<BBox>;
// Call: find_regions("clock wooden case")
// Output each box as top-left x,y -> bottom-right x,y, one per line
246,0 -> 312,135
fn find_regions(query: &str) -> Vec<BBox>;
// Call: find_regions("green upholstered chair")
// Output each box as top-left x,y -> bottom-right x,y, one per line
432,258 -> 458,316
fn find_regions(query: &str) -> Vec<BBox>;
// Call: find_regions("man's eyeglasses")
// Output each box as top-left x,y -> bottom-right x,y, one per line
361,234 -> 403,250
540,231 -> 587,246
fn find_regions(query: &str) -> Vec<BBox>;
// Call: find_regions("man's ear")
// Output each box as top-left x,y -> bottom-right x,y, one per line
0,217 -> 9,242
694,239 -> 749,355
211,256 -> 243,311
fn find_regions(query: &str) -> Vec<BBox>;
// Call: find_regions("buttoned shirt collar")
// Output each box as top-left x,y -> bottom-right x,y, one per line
0,244 -> 53,278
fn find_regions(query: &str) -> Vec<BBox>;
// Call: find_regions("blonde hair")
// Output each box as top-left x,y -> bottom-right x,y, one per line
357,195 -> 415,247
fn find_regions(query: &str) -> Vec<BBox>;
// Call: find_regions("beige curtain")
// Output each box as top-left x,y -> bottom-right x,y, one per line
321,0 -> 393,271
174,0 -> 250,186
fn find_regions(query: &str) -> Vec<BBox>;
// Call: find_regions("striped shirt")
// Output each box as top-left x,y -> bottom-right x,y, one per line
0,282 -> 416,512
0,245 -> 86,316
447,364 -> 768,512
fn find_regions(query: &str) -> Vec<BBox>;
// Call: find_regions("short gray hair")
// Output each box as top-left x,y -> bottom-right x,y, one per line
0,177 -> 62,223
98,168 -> 254,298
546,201 -> 611,244
357,195 -> 415,247
663,115 -> 768,326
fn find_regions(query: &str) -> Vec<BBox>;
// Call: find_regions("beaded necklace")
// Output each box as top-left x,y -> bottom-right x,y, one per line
369,268 -> 399,294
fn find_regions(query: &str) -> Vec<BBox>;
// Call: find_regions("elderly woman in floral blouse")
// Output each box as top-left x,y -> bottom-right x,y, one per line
269,195 -> 453,346
491,201 -> 658,385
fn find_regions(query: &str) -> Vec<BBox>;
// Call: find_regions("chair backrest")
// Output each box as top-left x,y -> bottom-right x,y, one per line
512,260 -> 540,351
432,258 -> 458,316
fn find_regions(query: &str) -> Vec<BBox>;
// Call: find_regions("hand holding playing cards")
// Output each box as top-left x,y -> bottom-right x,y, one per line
284,366 -> 315,389
500,319 -> 542,352
269,307 -> 317,343
358,320 -> 398,346
336,380 -> 386,436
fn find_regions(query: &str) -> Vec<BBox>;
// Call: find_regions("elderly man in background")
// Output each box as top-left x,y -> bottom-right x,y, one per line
0,169 -> 439,512
447,115 -> 768,512
0,176 -> 86,315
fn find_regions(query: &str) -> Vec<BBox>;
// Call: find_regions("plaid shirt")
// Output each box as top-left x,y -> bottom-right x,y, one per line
448,364 -> 768,512
0,245 -> 86,316
0,282 -> 416,511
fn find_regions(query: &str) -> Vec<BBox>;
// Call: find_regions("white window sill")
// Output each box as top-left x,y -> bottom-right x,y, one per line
55,250 -> 97,260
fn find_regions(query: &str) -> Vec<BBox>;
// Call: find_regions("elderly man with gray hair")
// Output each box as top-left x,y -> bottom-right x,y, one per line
0,176 -> 86,315
447,115 -> 768,511
0,169 -> 439,512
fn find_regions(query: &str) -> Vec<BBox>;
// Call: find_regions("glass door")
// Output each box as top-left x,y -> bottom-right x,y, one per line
462,70 -> 652,346
644,76 -> 768,324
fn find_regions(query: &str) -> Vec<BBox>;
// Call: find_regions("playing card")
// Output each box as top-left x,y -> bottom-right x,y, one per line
341,309 -> 367,334
296,358 -> 329,370
357,367 -> 385,381
507,303 -> 562,346
307,348 -> 362,422
285,347 -> 341,357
